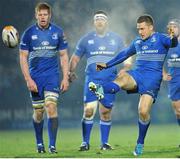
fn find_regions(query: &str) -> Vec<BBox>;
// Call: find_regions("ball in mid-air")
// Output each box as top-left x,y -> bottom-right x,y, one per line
2,25 -> 19,48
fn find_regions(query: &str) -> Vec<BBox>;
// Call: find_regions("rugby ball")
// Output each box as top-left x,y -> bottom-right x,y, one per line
2,25 -> 19,48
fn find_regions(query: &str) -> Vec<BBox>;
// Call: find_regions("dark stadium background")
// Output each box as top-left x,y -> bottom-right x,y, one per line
0,0 -> 180,129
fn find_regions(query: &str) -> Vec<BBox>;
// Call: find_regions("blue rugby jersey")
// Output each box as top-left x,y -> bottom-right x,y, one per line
75,31 -> 124,81
107,32 -> 172,73
167,41 -> 180,81
20,23 -> 68,78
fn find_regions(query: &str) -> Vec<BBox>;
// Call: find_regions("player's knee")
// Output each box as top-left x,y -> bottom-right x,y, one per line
100,109 -> 111,121
83,102 -> 98,120
138,108 -> 149,121
116,72 -> 135,89
46,103 -> 58,118
84,107 -> 94,119
44,91 -> 58,117
33,108 -> 45,122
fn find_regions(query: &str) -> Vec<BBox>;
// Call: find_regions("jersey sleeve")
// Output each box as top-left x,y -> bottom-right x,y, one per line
74,37 -> 86,58
20,31 -> 30,51
58,31 -> 68,50
160,33 -> 172,48
106,41 -> 136,68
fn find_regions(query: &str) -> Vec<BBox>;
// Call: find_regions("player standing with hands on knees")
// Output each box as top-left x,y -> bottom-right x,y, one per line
19,2 -> 69,153
69,10 -> 131,151
163,19 -> 180,147
89,14 -> 178,156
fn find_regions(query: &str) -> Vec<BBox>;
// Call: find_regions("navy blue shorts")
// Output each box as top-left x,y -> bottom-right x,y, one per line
30,75 -> 60,102
127,69 -> 162,100
168,79 -> 180,101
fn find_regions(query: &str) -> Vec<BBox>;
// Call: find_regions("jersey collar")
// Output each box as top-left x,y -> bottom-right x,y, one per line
36,23 -> 52,31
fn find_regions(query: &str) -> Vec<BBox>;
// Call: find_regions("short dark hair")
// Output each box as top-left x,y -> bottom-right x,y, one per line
35,2 -> 51,14
137,14 -> 154,25
94,10 -> 108,17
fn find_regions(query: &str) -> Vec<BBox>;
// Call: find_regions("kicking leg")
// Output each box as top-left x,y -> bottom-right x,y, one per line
89,72 -> 137,99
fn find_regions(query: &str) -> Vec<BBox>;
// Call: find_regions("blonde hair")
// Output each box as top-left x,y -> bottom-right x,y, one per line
35,2 -> 51,14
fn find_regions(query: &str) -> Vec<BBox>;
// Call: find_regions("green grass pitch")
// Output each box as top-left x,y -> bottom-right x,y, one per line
0,124 -> 180,158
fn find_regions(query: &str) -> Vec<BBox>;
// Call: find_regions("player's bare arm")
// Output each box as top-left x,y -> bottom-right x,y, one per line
19,50 -> 38,92
69,54 -> 80,82
59,49 -> 69,92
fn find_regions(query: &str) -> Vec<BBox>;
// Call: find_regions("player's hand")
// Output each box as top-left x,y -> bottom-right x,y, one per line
60,78 -> 69,93
168,26 -> 175,38
96,63 -> 107,71
163,73 -> 172,81
69,71 -> 78,83
26,78 -> 38,92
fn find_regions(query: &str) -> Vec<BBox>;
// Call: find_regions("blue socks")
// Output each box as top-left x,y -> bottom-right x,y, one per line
137,119 -> 150,144
48,117 -> 58,147
33,119 -> 44,145
100,120 -> 111,144
82,119 -> 93,144
103,82 -> 120,94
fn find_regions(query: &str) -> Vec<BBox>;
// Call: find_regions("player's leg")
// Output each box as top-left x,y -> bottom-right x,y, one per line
30,79 -> 46,153
44,75 -> 60,153
89,72 -> 137,99
99,102 -> 113,150
31,91 -> 46,153
172,100 -> 180,147
44,91 -> 59,153
80,101 -> 98,151
172,100 -> 180,124
133,94 -> 153,156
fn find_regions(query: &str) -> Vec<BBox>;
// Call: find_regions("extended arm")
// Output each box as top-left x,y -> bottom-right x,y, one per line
106,46 -> 136,68
96,45 -> 136,71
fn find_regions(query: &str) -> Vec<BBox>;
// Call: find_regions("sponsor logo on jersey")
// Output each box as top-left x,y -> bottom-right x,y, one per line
151,36 -> 156,42
52,33 -> 58,40
32,35 -> 38,40
88,40 -> 94,44
142,45 -> 148,50
41,41 -> 49,46
109,39 -> 115,45
135,40 -> 141,44
171,53 -> 178,58
137,49 -> 158,54
99,46 -> 106,51
90,51 -> 114,55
